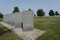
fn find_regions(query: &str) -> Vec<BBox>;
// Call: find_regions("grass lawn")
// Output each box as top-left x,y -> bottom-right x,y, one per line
0,18 -> 23,40
34,16 -> 60,40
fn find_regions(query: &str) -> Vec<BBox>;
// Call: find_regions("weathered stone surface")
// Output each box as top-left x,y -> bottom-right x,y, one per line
3,14 -> 12,24
3,10 -> 34,31
14,12 -> 22,28
22,10 -> 34,31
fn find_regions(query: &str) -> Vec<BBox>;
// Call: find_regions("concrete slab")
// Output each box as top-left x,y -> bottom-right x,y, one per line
0,22 -> 46,40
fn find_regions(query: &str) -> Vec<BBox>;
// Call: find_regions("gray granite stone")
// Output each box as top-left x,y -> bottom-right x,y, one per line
14,12 -> 22,28
3,10 -> 34,31
22,10 -> 34,31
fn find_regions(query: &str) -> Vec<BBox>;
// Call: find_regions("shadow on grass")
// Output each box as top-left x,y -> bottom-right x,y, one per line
0,27 -> 11,36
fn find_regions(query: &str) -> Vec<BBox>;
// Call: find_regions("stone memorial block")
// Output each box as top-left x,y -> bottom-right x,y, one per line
14,12 -> 22,28
3,14 -> 11,24
3,14 -> 14,25
22,10 -> 34,31
9,14 -> 15,26
8,14 -> 13,25
3,14 -> 6,23
3,14 -> 7,23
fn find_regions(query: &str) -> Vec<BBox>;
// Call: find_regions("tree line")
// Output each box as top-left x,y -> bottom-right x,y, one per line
13,7 -> 60,16
0,6 -> 60,18
37,9 -> 60,16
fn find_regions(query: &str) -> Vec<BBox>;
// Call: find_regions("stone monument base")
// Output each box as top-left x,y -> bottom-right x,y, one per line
0,22 -> 46,40
22,26 -> 33,31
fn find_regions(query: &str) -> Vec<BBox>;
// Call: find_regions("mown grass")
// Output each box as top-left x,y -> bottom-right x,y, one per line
0,18 -> 23,40
0,18 -> 3,21
34,16 -> 60,40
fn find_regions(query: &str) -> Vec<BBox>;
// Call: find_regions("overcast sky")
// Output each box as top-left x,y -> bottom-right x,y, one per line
0,0 -> 60,16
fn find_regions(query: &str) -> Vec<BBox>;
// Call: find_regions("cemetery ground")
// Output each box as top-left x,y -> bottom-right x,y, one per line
0,18 -> 23,40
0,16 -> 60,40
34,16 -> 60,40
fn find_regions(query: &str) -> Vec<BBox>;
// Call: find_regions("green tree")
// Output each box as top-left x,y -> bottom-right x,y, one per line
49,10 -> 54,16
13,6 -> 20,13
0,12 -> 3,18
55,11 -> 59,16
37,9 -> 45,16
28,9 -> 31,11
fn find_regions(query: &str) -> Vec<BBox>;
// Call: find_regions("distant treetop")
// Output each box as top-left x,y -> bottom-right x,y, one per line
37,9 -> 45,16
13,6 -> 20,13
49,10 -> 54,16
28,9 -> 31,11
